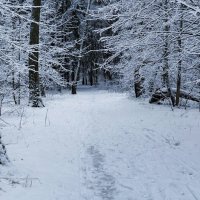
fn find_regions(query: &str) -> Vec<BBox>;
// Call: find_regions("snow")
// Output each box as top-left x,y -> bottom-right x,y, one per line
0,89 -> 200,200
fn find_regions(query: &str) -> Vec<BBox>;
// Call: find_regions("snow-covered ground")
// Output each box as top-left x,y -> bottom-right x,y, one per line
0,89 -> 200,200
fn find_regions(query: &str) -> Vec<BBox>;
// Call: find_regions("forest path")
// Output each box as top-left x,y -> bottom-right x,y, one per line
1,89 -> 200,200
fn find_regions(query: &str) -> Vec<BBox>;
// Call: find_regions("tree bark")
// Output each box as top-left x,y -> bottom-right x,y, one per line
0,134 -> 9,165
134,66 -> 144,98
176,4 -> 183,106
28,0 -> 44,107
162,0 -> 175,106
71,83 -> 77,95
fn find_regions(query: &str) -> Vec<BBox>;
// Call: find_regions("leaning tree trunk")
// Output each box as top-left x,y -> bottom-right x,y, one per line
28,0 -> 44,107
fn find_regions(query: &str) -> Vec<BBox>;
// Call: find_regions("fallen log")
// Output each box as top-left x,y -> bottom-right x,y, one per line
149,88 -> 200,104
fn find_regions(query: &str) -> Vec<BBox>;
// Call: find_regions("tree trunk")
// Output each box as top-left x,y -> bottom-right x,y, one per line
72,0 -> 92,94
0,134 -> 9,165
18,73 -> 21,105
176,4 -> 183,106
28,0 -> 44,107
134,66 -> 144,98
162,0 -> 175,106
12,70 -> 17,105
40,83 -> 46,97
71,83 -> 77,95
89,69 -> 93,86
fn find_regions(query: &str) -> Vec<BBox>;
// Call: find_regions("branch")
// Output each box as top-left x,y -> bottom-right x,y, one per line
174,0 -> 200,16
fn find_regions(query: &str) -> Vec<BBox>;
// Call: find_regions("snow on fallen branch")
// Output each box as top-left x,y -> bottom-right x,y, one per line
149,88 -> 200,104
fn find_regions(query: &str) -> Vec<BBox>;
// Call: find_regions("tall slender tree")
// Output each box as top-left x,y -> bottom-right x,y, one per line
71,0 -> 92,94
28,0 -> 44,107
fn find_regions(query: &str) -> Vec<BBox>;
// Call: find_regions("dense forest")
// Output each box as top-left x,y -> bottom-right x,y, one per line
0,0 -> 199,109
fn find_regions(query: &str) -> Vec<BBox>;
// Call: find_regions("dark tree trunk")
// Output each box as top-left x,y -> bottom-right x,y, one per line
71,83 -> 77,95
176,4 -> 183,106
12,70 -> 17,105
40,83 -> 46,97
89,70 -> 93,86
134,67 -> 144,98
82,77 -> 85,85
28,0 -> 44,107
0,135 -> 9,165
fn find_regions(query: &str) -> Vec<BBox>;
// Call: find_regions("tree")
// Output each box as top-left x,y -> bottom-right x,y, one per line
162,0 -> 175,106
95,0 -> 200,106
70,0 -> 92,94
0,135 -> 8,165
28,0 -> 44,107
175,3 -> 183,106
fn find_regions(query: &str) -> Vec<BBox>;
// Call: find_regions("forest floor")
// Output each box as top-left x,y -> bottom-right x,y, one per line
0,88 -> 200,200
